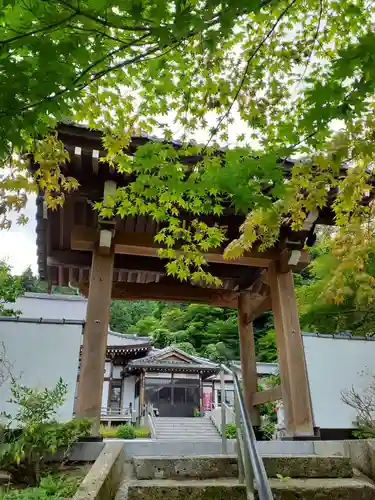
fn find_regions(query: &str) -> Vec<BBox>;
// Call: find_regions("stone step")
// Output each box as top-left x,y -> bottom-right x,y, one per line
153,429 -> 219,432
154,420 -> 213,422
154,418 -> 220,440
154,437 -> 221,441
132,455 -> 353,479
156,429 -> 220,439
153,425 -> 219,430
126,477 -> 375,500
154,430 -> 220,434
155,434 -> 220,439
154,425 -> 218,429
154,418 -> 212,420
154,424 -> 214,428
154,424 -> 216,428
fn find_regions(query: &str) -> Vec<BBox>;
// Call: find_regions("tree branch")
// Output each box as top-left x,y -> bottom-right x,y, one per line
299,0 -> 324,83
205,0 -> 300,148
0,13 -> 77,46
57,0 -> 150,32
71,33 -> 151,86
8,44 -> 161,117
67,24 -> 131,45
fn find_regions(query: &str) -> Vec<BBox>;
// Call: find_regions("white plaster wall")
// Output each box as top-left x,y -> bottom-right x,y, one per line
13,294 -> 87,321
102,380 -> 109,409
0,320 -> 82,422
210,405 -> 235,430
303,335 -> 375,429
113,365 -> 122,378
104,362 -> 112,377
122,376 -> 136,409
134,396 -> 140,417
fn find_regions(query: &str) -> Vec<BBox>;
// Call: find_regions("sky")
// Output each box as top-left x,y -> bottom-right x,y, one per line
0,197 -> 38,275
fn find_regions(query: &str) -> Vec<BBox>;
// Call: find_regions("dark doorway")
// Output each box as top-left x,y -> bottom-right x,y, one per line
144,376 -> 200,417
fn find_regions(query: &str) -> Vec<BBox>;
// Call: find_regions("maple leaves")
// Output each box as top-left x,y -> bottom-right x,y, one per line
1,0 -> 375,301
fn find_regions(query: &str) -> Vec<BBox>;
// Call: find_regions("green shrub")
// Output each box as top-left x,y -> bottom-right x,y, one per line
135,426 -> 151,438
225,423 -> 237,439
261,420 -> 276,440
116,424 -> 136,439
0,474 -> 80,500
352,426 -> 375,439
0,378 -> 92,486
99,425 -> 118,439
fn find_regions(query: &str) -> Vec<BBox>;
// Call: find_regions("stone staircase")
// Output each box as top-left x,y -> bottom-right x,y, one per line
115,454 -> 375,499
153,417 -> 220,441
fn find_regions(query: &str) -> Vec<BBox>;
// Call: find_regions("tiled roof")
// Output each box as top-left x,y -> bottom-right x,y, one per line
128,346 -> 219,371
107,330 -> 151,347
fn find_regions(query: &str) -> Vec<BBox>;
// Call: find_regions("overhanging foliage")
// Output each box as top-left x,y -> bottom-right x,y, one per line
2,0 -> 375,302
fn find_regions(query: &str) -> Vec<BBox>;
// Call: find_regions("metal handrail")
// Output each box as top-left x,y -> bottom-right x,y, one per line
146,403 -> 157,438
221,365 -> 273,500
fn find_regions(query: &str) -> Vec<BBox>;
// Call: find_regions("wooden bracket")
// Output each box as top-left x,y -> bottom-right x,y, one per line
252,386 -> 282,406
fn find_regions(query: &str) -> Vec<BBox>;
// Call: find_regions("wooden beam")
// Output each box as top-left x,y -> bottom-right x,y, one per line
47,250 -> 259,282
252,386 -> 282,406
75,249 -> 114,434
78,280 -> 239,308
279,248 -> 310,272
249,295 -> 271,320
238,291 -> 260,425
268,265 -> 314,437
92,149 -> 99,174
72,145 -> 82,169
71,226 -> 277,268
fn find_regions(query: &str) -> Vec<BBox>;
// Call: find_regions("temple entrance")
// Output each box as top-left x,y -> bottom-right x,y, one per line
43,123 -> 317,437
145,377 -> 200,417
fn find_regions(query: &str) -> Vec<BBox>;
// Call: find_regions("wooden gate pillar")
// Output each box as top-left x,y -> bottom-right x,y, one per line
75,248 -> 114,434
238,291 -> 260,426
268,266 -> 314,437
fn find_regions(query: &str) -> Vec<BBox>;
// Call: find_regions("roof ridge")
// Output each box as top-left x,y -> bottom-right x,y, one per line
108,329 -> 151,341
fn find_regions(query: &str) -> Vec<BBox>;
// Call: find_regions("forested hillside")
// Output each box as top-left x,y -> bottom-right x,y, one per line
110,300 -> 274,362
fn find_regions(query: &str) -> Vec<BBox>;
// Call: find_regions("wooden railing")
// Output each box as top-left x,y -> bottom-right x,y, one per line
100,406 -> 132,420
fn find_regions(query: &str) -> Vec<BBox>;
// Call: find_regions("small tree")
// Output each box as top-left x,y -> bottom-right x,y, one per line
0,261 -> 22,316
0,341 -> 13,389
0,378 -> 91,485
19,266 -> 46,293
342,374 -> 375,439
6,377 -> 67,425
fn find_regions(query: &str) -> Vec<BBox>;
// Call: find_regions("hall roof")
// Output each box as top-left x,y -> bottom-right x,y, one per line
105,331 -> 152,356
33,123 -> 331,311
107,330 -> 151,347
127,346 -> 219,374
